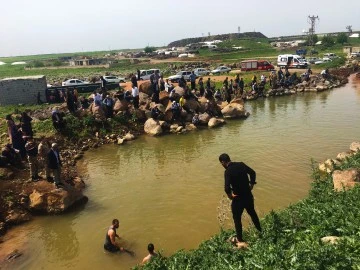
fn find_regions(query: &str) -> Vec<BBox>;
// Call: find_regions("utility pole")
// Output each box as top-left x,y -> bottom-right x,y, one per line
307,15 -> 319,47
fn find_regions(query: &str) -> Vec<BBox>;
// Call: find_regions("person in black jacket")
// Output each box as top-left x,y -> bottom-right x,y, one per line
219,153 -> 262,244
48,143 -> 63,188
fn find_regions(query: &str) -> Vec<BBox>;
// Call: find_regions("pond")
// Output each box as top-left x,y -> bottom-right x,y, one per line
6,75 -> 360,270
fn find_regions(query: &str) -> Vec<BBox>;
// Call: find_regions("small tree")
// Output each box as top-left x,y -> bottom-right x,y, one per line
336,32 -> 348,44
322,35 -> 335,48
307,34 -> 318,46
144,46 -> 156,53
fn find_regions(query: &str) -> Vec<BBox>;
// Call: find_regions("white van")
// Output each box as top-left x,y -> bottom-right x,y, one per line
139,69 -> 160,80
277,54 -> 308,69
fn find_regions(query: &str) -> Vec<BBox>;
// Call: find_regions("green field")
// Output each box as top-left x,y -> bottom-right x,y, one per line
1,36 -> 359,82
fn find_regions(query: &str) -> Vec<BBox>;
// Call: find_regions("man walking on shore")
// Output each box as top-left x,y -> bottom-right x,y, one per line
219,153 -> 262,244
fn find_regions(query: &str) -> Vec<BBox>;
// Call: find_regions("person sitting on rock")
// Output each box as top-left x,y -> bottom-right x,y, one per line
25,137 -> 40,181
142,243 -> 158,265
169,88 -> 176,102
93,91 -> 103,107
103,95 -> 114,118
1,144 -> 21,166
80,96 -> 90,109
51,108 -> 65,131
124,89 -> 133,103
151,106 -> 162,120
192,113 -> 200,125
214,89 -> 222,101
204,87 -> 213,99
321,69 -> 331,80
171,101 -> 181,122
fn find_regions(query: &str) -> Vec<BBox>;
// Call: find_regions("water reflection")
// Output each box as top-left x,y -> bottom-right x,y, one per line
38,217 -> 80,264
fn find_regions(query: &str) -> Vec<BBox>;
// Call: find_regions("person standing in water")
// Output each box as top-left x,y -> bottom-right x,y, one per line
104,219 -> 124,253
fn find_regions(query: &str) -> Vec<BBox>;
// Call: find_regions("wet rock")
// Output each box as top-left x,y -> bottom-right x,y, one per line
123,132 -> 135,141
198,112 -> 211,125
319,159 -> 339,173
74,154 -> 83,160
350,142 -> 360,152
5,209 -> 31,225
144,118 -> 163,136
29,184 -> 86,213
117,138 -> 125,145
73,177 -> 85,190
332,168 -> 360,191
176,126 -> 183,133
208,117 -> 225,128
221,103 -> 246,119
185,124 -> 197,131
336,152 -> 352,161
321,236 -> 340,244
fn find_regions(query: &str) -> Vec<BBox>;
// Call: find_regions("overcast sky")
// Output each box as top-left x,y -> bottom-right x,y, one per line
1,0 -> 359,57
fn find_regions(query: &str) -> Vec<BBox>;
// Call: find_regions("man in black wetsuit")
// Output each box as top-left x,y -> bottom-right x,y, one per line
219,153 -> 262,243
104,219 -> 123,252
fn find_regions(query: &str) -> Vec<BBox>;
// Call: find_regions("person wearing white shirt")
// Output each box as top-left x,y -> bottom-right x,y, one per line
132,84 -> 140,109
165,79 -> 173,92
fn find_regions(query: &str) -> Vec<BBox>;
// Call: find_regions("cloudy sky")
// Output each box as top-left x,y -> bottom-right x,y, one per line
1,0 -> 359,57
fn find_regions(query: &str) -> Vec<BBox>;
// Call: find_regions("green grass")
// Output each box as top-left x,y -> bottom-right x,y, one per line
136,152 -> 360,269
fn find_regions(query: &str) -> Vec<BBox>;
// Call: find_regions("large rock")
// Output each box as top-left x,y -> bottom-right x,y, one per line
139,81 -> 153,96
129,108 -> 146,121
230,98 -> 245,105
221,103 -> 246,119
184,99 -> 201,112
113,99 -> 130,112
29,185 -> 86,213
336,152 -> 352,161
321,236 -> 340,244
319,159 -> 340,173
159,91 -> 170,106
332,168 -> 360,191
144,118 -> 163,136
123,132 -> 135,141
139,92 -> 149,105
91,105 -> 106,120
174,86 -> 185,97
208,117 -> 225,128
198,112 -> 211,125
350,142 -> 360,152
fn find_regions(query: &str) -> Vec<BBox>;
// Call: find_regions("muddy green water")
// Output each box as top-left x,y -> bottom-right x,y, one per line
6,76 -> 360,270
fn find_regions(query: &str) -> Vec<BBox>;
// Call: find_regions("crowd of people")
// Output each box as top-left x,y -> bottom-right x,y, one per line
1,114 -> 64,188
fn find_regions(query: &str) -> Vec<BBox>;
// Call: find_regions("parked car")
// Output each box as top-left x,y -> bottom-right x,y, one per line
193,68 -> 210,76
211,66 -> 231,74
62,79 -> 89,86
315,58 -> 332,65
103,75 -> 126,83
350,52 -> 360,58
168,71 -> 193,83
308,57 -> 322,64
139,69 -> 160,80
323,53 -> 338,59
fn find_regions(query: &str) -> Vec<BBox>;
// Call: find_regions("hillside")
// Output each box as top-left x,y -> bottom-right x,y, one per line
168,32 -> 267,47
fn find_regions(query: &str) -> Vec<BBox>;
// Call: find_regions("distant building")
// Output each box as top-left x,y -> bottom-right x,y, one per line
0,75 -> 46,105
69,58 -> 110,66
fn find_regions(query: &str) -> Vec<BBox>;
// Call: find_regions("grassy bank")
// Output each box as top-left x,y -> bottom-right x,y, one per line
136,152 -> 360,269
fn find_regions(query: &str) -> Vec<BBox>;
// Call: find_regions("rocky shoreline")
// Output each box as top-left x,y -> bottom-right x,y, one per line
0,68 -> 357,266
